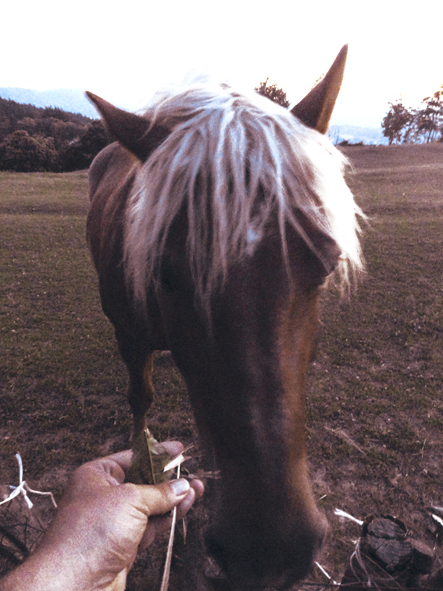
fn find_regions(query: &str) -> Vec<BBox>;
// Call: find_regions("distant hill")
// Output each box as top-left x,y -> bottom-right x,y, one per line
329,124 -> 388,146
0,88 -> 99,120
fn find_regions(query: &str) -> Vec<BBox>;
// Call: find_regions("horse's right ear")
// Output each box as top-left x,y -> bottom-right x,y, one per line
85,92 -> 170,161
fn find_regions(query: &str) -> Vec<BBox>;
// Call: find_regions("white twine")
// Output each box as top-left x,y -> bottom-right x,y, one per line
0,453 -> 57,510
334,508 -> 364,526
333,509 -> 371,587
349,540 -> 373,588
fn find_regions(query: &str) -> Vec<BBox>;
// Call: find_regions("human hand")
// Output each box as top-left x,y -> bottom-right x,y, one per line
0,443 -> 204,591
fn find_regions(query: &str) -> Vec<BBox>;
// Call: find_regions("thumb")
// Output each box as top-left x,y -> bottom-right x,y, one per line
139,479 -> 191,517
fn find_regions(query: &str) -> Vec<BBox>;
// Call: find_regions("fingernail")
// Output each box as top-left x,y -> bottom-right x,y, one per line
170,478 -> 190,496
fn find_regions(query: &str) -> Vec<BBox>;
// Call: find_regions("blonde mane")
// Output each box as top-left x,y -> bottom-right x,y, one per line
124,78 -> 364,313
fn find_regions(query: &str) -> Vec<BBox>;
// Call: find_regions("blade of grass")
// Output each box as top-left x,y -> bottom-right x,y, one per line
159,464 -> 180,591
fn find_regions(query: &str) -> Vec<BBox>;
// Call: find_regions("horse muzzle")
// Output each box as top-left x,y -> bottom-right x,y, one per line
205,511 -> 327,590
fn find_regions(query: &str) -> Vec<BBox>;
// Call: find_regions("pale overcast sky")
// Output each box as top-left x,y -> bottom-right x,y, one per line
2,0 -> 442,127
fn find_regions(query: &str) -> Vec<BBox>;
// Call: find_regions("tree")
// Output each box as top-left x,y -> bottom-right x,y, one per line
382,86 -> 443,145
16,116 -> 37,134
61,120 -> 110,171
255,79 -> 290,108
382,100 -> 414,145
0,97 -> 95,169
414,87 -> 443,143
34,117 -> 84,151
41,106 -> 72,122
0,130 -> 60,172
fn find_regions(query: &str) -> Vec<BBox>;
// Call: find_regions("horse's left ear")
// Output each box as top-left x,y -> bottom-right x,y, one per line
291,45 -> 348,134
85,91 -> 170,161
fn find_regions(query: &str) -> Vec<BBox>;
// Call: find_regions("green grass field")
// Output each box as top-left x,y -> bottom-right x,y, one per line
1,144 -> 442,586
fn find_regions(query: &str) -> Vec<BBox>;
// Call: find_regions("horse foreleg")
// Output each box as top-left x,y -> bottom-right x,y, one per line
127,351 -> 155,439
116,333 -> 155,440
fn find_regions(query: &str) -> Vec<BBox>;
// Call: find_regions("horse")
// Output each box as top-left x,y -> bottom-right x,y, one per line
86,45 -> 363,590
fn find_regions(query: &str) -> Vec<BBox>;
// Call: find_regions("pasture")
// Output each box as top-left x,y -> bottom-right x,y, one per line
1,143 -> 442,588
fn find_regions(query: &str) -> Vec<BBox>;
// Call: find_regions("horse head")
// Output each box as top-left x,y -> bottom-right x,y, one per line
86,45 -> 363,589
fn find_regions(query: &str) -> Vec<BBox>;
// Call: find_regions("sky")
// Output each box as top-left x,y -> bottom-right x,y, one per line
2,0 -> 442,128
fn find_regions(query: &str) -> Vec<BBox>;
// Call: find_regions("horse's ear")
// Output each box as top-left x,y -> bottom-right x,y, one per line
85,92 -> 170,161
290,45 -> 348,134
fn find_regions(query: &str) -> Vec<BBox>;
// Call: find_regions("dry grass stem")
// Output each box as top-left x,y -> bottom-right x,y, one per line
163,454 -> 185,473
183,470 -> 221,480
324,427 -> 368,457
159,463 -> 181,591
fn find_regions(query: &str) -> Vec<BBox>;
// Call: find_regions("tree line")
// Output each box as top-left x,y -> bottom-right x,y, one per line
0,98 -> 110,172
382,87 -> 443,145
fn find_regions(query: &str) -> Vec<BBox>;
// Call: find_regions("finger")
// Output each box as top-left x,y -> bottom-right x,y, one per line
139,514 -> 172,550
105,442 -> 184,473
105,449 -> 134,472
94,443 -> 187,488
158,441 -> 184,457
86,457 -> 127,486
175,487 -> 196,520
136,479 -> 191,517
140,486 -> 198,549
66,458 -> 127,494
190,479 -> 205,499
